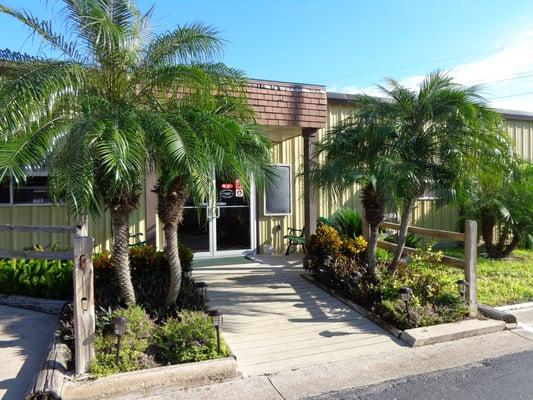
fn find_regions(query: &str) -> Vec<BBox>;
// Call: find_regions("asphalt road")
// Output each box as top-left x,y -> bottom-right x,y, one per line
308,349 -> 533,400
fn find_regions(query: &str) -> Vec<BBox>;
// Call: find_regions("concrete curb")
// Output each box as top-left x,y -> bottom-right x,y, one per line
0,294 -> 66,315
62,355 -> 240,400
302,272 -> 506,348
400,319 -> 506,347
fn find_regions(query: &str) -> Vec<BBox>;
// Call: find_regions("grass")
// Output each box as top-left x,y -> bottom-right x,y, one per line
441,247 -> 533,307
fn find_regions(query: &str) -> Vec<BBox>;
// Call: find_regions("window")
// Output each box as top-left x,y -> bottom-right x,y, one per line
0,175 -> 53,205
264,164 -> 292,216
13,176 -> 50,204
0,178 -> 10,203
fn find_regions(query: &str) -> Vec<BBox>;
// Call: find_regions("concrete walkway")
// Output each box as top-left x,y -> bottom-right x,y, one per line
497,302 -> 533,340
0,305 -> 57,400
147,330 -> 533,400
194,256 -> 402,376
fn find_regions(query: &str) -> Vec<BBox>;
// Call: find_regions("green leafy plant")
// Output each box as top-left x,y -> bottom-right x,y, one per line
0,258 -> 73,299
318,208 -> 363,239
94,245 -> 206,319
153,311 -> 229,365
92,306 -> 157,376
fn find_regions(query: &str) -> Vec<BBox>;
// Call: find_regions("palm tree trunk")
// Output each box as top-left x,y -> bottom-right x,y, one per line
502,233 -> 519,258
390,199 -> 414,269
156,177 -> 189,306
361,183 -> 385,277
480,209 -> 497,258
111,207 -> 136,305
367,223 -> 379,275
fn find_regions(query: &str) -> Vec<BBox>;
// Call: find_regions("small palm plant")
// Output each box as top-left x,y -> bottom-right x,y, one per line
0,0 -> 270,305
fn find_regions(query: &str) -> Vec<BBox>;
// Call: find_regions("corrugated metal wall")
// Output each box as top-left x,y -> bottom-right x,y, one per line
0,192 -> 146,253
258,103 -> 533,253
1,108 -> 530,255
257,135 -> 306,252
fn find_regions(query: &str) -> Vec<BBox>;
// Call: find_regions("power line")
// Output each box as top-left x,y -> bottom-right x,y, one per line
488,91 -> 533,100
320,40 -> 525,84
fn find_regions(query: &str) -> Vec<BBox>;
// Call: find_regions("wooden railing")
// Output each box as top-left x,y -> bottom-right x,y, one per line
373,220 -> 478,316
0,224 -> 95,375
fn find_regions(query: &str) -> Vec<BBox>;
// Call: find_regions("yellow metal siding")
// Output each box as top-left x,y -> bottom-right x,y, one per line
0,191 -> 146,253
259,104 -> 533,253
506,119 -> 533,161
258,135 -> 306,252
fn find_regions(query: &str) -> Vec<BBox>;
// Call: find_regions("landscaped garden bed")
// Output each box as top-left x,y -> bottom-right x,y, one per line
2,244 -> 232,380
305,223 -> 471,332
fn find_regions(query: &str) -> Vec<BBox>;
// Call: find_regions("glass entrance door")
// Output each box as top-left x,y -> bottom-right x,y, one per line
179,175 -> 256,258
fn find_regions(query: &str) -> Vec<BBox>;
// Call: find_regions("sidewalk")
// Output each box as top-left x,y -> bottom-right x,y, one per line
147,329 -> 533,400
497,302 -> 533,340
0,305 -> 57,400
193,256 -> 401,376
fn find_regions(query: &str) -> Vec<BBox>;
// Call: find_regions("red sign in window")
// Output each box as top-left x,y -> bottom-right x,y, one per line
221,183 -> 234,189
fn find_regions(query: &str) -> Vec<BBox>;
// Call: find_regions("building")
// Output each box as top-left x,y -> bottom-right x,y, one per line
1,79 -> 532,257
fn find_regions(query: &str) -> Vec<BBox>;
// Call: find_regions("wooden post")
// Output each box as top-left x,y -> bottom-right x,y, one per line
73,230 -> 95,375
464,220 -> 478,317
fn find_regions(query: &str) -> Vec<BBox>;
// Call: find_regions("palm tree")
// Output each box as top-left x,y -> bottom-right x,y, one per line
148,88 -> 272,305
312,99 -> 398,276
371,72 -> 510,269
0,0 -> 249,305
313,71 -> 510,274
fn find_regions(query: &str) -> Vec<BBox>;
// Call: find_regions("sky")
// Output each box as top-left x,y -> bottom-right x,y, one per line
0,0 -> 532,111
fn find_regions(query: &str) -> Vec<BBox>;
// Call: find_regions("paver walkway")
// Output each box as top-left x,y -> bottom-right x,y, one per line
0,305 -> 57,400
194,256 -> 402,376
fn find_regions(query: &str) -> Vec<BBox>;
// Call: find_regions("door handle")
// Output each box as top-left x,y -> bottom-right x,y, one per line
206,206 -> 213,219
214,206 -> 221,219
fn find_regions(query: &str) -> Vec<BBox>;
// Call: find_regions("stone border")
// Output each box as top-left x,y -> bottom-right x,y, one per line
0,294 -> 66,315
302,272 -> 506,347
62,355 -> 240,400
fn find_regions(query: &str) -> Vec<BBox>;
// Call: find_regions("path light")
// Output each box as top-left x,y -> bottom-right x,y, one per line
350,271 -> 363,287
399,287 -> 413,324
208,309 -> 224,354
110,316 -> 128,364
324,255 -> 333,267
195,281 -> 208,298
456,279 -> 469,303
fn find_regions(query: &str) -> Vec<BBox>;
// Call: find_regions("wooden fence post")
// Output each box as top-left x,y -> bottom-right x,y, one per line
73,230 -> 95,375
464,220 -> 478,317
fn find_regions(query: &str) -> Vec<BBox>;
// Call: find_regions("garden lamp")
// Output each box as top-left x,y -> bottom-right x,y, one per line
110,316 -> 129,364
350,271 -> 363,287
195,281 -> 208,298
399,287 -> 413,324
208,309 -> 224,354
324,255 -> 333,267
456,279 -> 469,303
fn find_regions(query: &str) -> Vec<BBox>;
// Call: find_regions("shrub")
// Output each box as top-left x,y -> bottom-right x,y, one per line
94,245 -> 206,318
92,305 -> 158,376
312,241 -> 468,330
318,208 -> 363,238
306,224 -> 367,277
383,232 -> 423,249
153,311 -> 229,365
0,258 -> 73,299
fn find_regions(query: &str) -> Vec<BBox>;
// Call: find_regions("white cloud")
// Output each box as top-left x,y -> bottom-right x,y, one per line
330,31 -> 533,112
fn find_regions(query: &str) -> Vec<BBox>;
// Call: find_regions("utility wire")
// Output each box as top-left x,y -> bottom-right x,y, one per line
320,39 -> 527,84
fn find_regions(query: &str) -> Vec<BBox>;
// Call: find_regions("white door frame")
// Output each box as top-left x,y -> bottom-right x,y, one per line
193,176 -> 256,259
